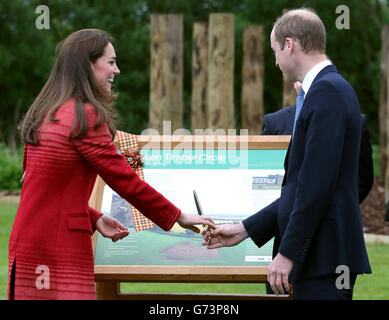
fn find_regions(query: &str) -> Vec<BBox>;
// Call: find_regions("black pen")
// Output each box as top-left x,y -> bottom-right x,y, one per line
193,190 -> 213,242
193,190 -> 204,228
193,190 -> 203,216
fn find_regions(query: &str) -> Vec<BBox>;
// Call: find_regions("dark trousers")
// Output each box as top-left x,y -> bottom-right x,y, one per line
266,273 -> 357,300
292,273 -> 357,300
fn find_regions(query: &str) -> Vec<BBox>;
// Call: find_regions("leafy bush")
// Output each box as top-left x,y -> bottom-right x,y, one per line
0,144 -> 23,191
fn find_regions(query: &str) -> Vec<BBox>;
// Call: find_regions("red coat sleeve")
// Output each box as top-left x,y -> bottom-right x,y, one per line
71,105 -> 181,231
88,206 -> 104,233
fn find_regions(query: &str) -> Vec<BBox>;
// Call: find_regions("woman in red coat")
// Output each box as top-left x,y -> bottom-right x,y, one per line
8,29 -> 215,300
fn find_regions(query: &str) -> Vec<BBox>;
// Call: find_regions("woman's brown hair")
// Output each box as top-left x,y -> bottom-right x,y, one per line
21,29 -> 117,145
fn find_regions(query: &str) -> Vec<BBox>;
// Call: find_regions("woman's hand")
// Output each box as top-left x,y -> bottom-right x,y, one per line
177,212 -> 216,234
96,215 -> 129,242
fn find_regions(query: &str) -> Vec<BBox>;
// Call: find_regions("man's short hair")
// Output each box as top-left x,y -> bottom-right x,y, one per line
273,8 -> 326,54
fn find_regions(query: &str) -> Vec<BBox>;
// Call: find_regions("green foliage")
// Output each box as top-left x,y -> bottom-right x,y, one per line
0,0 -> 385,148
0,144 -> 23,191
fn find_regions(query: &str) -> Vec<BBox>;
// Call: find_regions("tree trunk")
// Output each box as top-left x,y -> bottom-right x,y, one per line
207,14 -> 235,131
149,14 -> 183,134
381,25 -> 389,186
385,46 -> 389,202
191,22 -> 208,131
241,25 -> 264,135
7,98 -> 21,160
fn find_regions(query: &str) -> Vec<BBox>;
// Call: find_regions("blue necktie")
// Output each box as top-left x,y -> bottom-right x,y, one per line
292,88 -> 305,136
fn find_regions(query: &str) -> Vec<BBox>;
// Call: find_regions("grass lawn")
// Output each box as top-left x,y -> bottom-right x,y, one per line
0,201 -> 16,299
120,243 -> 389,299
0,200 -> 388,300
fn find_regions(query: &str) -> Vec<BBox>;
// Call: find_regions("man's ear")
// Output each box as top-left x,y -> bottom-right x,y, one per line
284,37 -> 295,54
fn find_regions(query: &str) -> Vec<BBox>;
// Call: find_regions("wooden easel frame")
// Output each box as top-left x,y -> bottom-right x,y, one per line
89,135 -> 292,300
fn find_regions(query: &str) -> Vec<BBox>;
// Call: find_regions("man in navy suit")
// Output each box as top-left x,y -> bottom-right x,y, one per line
262,91 -> 374,295
203,8 -> 371,299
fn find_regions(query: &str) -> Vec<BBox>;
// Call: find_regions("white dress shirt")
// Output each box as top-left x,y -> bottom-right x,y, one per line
301,59 -> 332,96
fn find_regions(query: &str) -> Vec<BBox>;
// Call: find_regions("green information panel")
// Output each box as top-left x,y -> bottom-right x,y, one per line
94,148 -> 286,267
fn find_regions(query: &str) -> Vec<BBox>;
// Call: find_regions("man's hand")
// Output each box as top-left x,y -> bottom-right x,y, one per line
267,253 -> 294,295
96,215 -> 129,242
202,222 -> 249,249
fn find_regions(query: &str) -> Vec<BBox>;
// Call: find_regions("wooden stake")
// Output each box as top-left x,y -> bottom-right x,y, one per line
283,81 -> 297,108
281,9 -> 297,108
149,14 -> 183,133
207,14 -> 235,130
241,25 -> 264,134
191,22 -> 209,131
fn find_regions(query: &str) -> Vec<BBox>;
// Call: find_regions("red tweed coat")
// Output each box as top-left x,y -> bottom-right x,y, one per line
8,99 -> 181,300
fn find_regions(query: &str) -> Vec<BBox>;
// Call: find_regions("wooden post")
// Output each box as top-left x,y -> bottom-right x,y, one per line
191,22 -> 208,131
381,25 -> 389,188
149,14 -> 183,133
283,81 -> 297,108
280,9 -> 297,108
241,25 -> 264,135
96,282 -> 120,300
207,14 -> 235,130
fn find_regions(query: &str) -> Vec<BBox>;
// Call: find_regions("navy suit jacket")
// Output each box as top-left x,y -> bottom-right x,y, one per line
243,65 -> 372,281
262,106 -> 374,203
